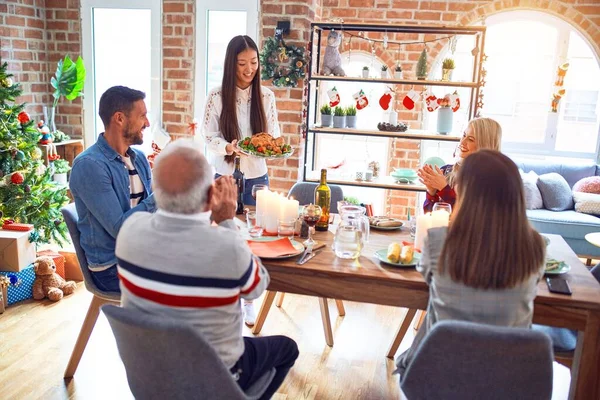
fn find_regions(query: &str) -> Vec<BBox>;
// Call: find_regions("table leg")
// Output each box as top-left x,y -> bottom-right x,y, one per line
319,297 -> 334,347
569,311 -> 600,399
251,291 -> 277,335
387,308 -> 418,359
334,299 -> 346,316
276,292 -> 285,308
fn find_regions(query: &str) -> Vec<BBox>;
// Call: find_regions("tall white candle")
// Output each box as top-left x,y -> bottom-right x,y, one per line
264,192 -> 282,234
282,198 -> 299,221
431,210 -> 450,228
415,213 -> 432,252
256,189 -> 269,227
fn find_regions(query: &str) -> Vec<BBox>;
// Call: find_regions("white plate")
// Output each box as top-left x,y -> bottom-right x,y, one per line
249,236 -> 304,259
375,249 -> 421,267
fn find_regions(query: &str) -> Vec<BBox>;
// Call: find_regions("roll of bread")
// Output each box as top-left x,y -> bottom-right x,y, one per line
400,245 -> 414,264
387,242 -> 402,263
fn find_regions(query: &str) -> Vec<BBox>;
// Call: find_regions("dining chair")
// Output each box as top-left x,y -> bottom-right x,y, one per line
400,320 -> 554,400
273,182 -> 345,346
102,304 -> 275,400
61,203 -> 121,378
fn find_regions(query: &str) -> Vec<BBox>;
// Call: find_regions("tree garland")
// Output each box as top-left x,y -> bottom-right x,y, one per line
260,36 -> 308,88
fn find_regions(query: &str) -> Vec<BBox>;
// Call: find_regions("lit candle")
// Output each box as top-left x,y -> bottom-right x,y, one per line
256,189 -> 269,227
415,213 -> 432,252
431,210 -> 450,228
282,197 -> 299,221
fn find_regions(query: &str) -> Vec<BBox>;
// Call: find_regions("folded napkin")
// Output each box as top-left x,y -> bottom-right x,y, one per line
247,238 -> 298,258
369,216 -> 403,227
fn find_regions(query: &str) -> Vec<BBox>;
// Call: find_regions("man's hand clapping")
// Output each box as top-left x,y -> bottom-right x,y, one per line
210,176 -> 238,224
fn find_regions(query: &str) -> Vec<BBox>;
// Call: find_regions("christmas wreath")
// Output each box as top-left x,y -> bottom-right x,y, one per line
260,36 -> 308,88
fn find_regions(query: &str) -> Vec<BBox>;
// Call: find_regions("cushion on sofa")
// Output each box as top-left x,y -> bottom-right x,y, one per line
512,158 -> 599,188
573,192 -> 600,216
520,170 -> 543,209
573,176 -> 600,194
537,173 -> 574,211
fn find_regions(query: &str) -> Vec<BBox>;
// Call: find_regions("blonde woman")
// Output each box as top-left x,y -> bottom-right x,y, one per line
396,150 -> 546,377
418,117 -> 502,213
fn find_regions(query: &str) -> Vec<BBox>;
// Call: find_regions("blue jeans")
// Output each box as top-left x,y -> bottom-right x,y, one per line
90,265 -> 121,293
214,173 -> 269,206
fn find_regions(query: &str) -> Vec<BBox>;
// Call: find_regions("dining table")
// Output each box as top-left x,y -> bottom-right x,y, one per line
244,218 -> 600,400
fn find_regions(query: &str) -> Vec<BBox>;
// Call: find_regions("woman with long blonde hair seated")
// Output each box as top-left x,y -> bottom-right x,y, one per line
418,117 -> 502,213
396,150 -> 546,377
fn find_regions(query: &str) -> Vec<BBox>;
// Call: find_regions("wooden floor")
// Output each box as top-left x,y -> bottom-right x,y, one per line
1,284 -> 418,400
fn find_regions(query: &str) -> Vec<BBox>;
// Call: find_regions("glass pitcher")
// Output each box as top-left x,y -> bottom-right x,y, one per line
338,205 -> 370,244
333,224 -> 363,259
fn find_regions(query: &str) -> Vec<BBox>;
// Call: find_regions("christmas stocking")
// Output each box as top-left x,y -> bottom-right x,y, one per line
379,87 -> 393,111
328,87 -> 341,107
423,89 -> 439,112
402,90 -> 420,110
449,93 -> 460,112
354,89 -> 369,110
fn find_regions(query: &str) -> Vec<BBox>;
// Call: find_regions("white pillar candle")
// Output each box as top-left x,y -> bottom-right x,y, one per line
415,213 -> 432,252
282,198 -> 299,221
264,192 -> 281,234
256,189 -> 269,227
431,210 -> 450,228
389,111 -> 398,125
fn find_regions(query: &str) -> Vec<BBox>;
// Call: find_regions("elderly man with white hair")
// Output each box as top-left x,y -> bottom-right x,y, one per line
115,139 -> 299,399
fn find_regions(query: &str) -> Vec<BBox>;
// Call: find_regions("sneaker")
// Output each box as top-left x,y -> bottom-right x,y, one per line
243,302 -> 256,327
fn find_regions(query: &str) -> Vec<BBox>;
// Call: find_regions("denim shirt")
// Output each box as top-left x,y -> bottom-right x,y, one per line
69,134 -> 156,270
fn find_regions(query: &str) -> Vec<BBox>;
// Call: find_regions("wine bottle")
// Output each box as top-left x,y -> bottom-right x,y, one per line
315,169 -> 331,231
233,156 -> 245,214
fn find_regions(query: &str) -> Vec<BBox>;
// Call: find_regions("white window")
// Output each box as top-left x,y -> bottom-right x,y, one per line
81,0 -> 161,152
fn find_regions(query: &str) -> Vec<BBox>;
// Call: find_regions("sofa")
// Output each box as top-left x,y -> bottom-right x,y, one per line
512,158 -> 600,258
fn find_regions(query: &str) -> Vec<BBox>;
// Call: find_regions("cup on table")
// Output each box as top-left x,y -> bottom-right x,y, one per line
365,170 -> 373,181
277,218 -> 297,239
246,211 -> 264,238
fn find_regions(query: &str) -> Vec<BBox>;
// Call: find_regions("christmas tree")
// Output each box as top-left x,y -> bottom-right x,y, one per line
0,62 -> 69,244
416,48 -> 428,80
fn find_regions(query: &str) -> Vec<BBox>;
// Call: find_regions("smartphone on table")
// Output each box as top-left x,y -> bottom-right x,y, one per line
546,277 -> 572,295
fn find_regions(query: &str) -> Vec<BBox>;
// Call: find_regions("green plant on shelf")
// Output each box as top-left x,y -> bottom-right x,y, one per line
52,159 -> 71,174
362,66 -> 369,71
320,104 -> 332,115
333,106 -> 346,116
442,58 -> 455,70
395,64 -> 402,72
381,65 -> 388,71
343,196 -> 361,205
345,106 -> 357,116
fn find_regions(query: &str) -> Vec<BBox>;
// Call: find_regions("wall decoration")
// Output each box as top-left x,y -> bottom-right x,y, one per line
260,36 -> 308,88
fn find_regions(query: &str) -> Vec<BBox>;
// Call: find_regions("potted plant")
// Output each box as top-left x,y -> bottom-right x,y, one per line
333,106 -> 346,128
345,105 -> 357,128
362,66 -> 369,79
394,64 -> 403,79
380,65 -> 388,78
48,55 -> 86,135
52,159 -> 70,185
441,58 -> 455,81
320,104 -> 333,127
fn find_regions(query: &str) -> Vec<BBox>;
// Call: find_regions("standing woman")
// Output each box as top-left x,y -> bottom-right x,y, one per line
201,35 -> 281,327
418,117 -> 502,213
201,35 -> 281,206
396,150 -> 546,378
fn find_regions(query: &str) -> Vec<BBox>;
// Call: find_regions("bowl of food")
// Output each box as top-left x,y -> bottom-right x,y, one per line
237,133 -> 294,159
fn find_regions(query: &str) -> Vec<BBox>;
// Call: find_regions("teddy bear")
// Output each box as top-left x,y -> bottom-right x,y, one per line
32,256 -> 77,301
322,30 -> 346,76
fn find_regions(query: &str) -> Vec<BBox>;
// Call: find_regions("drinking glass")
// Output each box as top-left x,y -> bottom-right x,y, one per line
277,218 -> 296,239
251,184 -> 269,201
246,211 -> 264,238
432,202 -> 452,214
300,204 -> 322,247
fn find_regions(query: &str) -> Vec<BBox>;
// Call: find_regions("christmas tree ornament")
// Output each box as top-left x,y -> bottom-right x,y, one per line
15,150 -> 24,160
379,87 -> 393,111
10,172 -> 24,184
17,111 -> 30,124
327,87 -> 341,107
353,89 -> 369,110
31,147 -> 42,160
402,90 -> 420,110
423,89 -> 439,112
24,184 -> 30,193
1,77 -> 13,87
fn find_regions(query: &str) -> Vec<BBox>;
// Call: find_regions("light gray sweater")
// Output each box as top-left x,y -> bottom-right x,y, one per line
115,210 -> 270,368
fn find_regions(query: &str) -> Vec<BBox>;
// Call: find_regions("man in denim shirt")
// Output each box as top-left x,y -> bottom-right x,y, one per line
70,86 -> 156,292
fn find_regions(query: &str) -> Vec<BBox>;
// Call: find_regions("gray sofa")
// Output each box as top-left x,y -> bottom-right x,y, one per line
512,158 -> 600,258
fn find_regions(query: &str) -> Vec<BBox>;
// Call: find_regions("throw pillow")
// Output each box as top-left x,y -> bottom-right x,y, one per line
573,192 -> 600,216
519,170 -> 543,210
537,173 -> 574,211
573,176 -> 600,194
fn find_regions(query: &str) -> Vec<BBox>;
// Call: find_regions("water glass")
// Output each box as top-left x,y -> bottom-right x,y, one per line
246,211 -> 264,238
432,202 -> 452,214
277,218 -> 297,239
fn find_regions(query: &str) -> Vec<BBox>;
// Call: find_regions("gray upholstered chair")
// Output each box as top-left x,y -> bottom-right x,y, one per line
61,203 -> 120,378
102,304 -> 275,400
287,181 -> 344,213
400,320 -> 554,400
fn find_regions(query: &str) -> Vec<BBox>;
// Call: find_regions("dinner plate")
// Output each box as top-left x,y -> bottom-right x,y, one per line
249,236 -> 305,259
370,223 -> 403,231
374,249 -> 422,267
544,260 -> 571,275
236,146 -> 294,159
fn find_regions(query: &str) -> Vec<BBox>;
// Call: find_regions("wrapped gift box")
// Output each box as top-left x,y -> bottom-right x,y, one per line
59,250 -> 83,281
37,250 -> 66,279
0,229 -> 37,272
0,264 -> 35,304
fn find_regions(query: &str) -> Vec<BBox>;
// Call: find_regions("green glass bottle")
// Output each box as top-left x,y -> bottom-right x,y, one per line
315,169 -> 331,232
